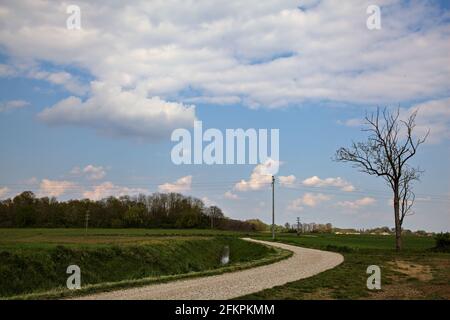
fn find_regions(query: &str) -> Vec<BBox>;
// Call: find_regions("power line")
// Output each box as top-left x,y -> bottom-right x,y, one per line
1,177 -> 449,202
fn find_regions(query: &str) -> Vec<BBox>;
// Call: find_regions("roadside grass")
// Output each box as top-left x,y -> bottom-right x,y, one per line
9,246 -> 291,300
0,230 -> 288,299
239,233 -> 449,300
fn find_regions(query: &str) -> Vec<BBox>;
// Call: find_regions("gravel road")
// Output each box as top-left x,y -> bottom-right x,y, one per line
74,238 -> 344,300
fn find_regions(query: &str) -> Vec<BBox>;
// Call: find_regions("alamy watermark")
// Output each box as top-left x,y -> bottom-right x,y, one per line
366,265 -> 381,290
66,264 -> 81,290
367,5 -> 381,30
171,121 -> 280,174
66,5 -> 81,30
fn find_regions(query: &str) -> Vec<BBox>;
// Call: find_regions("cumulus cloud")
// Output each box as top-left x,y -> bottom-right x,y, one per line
0,99 -> 30,112
158,175 -> 192,193
224,191 -> 240,200
38,179 -> 77,197
406,98 -> 450,144
201,196 -> 216,207
337,197 -> 376,209
287,193 -> 331,211
279,175 -> 296,187
28,70 -> 88,95
302,176 -> 355,192
83,182 -> 148,200
342,97 -> 450,143
0,0 -> 448,131
234,159 -> 279,191
71,164 -> 106,180
38,82 -> 196,140
0,187 -> 10,198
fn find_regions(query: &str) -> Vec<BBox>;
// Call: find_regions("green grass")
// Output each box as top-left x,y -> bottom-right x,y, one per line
3,229 -> 447,300
252,233 -> 435,251
0,228 -> 276,298
239,233 -> 449,300
0,228 -> 251,246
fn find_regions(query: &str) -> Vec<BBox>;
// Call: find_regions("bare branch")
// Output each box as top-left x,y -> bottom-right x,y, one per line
335,107 -> 427,250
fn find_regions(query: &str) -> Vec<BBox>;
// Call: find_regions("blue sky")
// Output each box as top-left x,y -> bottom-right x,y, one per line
0,0 -> 449,232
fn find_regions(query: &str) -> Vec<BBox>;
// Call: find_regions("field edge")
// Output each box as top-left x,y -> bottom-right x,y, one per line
4,240 -> 293,300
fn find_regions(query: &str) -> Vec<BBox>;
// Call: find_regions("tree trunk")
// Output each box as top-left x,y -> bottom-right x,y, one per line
393,190 -> 402,251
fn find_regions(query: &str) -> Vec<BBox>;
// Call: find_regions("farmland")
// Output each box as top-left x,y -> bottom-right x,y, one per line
241,233 -> 449,300
0,228 -> 283,299
0,229 -> 448,300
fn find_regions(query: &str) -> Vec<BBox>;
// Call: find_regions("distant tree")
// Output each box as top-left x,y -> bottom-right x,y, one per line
13,191 -> 37,227
335,108 -> 428,251
415,230 -> 428,236
206,206 -> 224,229
123,206 -> 145,227
246,219 -> 269,232
0,191 -> 259,231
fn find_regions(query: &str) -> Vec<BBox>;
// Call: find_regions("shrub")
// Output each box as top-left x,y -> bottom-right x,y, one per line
434,232 -> 450,252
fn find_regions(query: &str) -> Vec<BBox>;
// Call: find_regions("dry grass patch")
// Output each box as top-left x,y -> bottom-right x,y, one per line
388,260 -> 433,281
302,288 -> 335,300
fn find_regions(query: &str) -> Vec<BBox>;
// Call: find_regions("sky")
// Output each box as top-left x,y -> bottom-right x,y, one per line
0,0 -> 449,232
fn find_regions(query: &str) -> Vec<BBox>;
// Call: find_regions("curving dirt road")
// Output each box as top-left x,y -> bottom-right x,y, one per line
74,238 -> 344,300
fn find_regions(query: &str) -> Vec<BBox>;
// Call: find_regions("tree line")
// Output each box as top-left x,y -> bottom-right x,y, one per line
0,191 -> 255,231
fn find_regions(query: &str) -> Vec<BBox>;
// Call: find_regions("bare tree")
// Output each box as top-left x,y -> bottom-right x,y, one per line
207,205 -> 224,229
335,107 -> 428,251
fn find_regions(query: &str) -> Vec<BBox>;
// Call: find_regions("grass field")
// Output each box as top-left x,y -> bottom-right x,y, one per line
1,229 -> 448,300
0,228 -> 281,299
254,233 -> 436,251
0,228 -> 250,247
239,233 -> 450,300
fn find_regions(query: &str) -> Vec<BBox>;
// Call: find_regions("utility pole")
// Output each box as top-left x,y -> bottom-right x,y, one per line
85,210 -> 90,236
272,175 -> 275,240
297,217 -> 300,236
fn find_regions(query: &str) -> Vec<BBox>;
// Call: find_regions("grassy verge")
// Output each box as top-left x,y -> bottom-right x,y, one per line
238,233 -> 449,300
0,234 -> 291,300
9,245 -> 291,300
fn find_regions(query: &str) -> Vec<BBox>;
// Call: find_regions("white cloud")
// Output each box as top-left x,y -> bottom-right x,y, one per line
224,191 -> 239,200
342,97 -> 450,143
302,176 -> 355,192
0,0 -> 447,134
158,175 -> 192,193
234,159 -> 278,191
337,197 -> 376,210
38,179 -> 77,198
279,175 -> 296,187
287,193 -> 331,211
0,99 -> 30,112
83,181 -> 148,200
340,118 -> 365,127
201,196 -> 215,207
0,187 -> 10,198
83,165 -> 106,180
28,69 -> 88,95
38,82 -> 196,140
406,98 -> 450,144
71,164 -> 107,180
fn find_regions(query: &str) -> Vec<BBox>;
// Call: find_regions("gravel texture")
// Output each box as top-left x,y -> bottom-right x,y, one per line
74,238 -> 344,300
